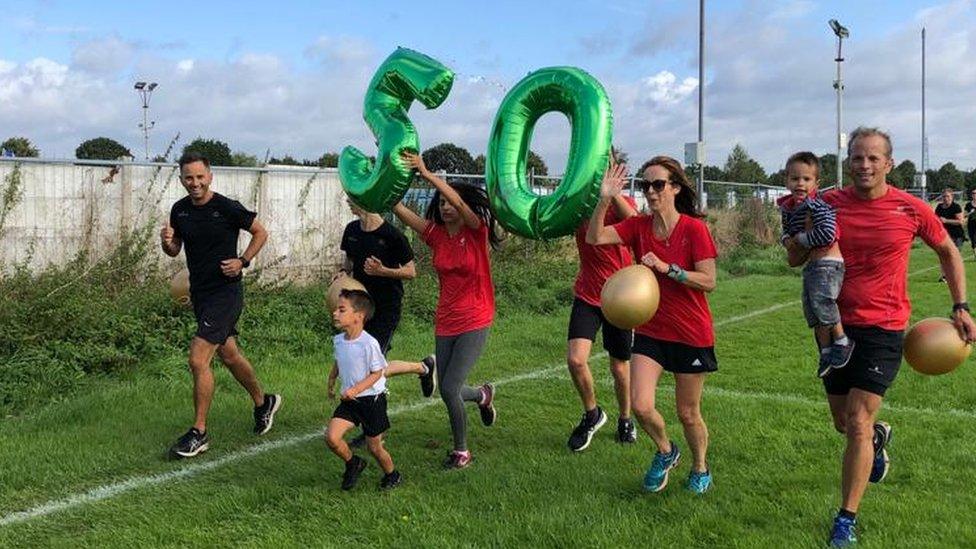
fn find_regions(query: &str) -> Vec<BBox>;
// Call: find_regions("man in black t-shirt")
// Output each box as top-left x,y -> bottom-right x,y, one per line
936,188 -> 966,282
161,152 -> 281,458
964,188 -> 976,259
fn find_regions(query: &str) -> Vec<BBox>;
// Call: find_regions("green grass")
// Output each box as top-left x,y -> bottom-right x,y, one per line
2,248 -> 975,547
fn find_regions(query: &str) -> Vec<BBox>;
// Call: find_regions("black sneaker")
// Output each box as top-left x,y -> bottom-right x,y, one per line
349,432 -> 367,448
171,427 -> 209,458
817,348 -> 832,378
567,407 -> 607,452
419,354 -> 437,398
828,340 -> 855,370
617,417 -> 637,443
380,470 -> 402,490
478,383 -> 496,426
253,393 -> 282,435
341,455 -> 367,490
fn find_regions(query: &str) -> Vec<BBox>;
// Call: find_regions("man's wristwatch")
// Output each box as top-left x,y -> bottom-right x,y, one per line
952,301 -> 970,313
238,256 -> 251,269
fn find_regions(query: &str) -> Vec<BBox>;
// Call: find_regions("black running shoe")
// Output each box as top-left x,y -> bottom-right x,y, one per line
380,470 -> 402,490
617,417 -> 637,443
828,340 -> 855,370
419,354 -> 437,398
817,349 -> 832,378
478,383 -> 496,426
341,455 -> 367,490
349,432 -> 367,448
568,407 -> 607,451
253,393 -> 282,435
171,427 -> 209,458
869,421 -> 892,483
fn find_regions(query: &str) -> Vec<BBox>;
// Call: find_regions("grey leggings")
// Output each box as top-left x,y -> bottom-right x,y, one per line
435,327 -> 490,451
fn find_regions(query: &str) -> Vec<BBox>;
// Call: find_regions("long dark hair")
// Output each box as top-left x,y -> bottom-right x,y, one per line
638,155 -> 704,218
425,183 -> 502,249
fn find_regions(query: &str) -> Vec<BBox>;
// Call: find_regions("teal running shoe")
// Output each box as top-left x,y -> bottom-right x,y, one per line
828,514 -> 857,547
686,469 -> 712,494
643,441 -> 680,492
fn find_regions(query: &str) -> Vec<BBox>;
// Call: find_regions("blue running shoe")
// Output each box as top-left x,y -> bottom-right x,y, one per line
869,421 -> 892,483
828,514 -> 857,547
686,469 -> 712,494
643,441 -> 680,492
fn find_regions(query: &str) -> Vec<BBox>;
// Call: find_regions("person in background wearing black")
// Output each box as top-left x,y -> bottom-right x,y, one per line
964,188 -> 976,260
936,188 -> 965,282
161,152 -> 281,458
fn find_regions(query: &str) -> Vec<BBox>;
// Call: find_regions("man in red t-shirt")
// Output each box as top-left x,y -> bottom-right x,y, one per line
566,194 -> 638,452
815,128 -> 976,547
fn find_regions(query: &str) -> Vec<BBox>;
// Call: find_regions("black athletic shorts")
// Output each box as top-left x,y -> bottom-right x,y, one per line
632,334 -> 718,374
192,284 -> 243,345
567,298 -> 633,361
365,306 -> 401,355
823,326 -> 904,397
332,393 -> 390,437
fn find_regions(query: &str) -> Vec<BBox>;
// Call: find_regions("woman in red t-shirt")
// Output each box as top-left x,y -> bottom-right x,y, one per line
587,156 -> 718,494
393,151 -> 501,470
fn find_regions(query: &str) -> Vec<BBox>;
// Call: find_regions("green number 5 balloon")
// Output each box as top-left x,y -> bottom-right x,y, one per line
486,67 -> 613,239
339,48 -> 454,212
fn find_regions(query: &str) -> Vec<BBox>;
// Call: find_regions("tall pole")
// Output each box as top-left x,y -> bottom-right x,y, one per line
834,35 -> 844,187
697,0 -> 705,204
142,103 -> 150,160
134,82 -> 158,161
921,27 -> 927,201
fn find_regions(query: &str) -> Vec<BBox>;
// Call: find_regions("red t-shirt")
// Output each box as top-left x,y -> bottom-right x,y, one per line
574,196 -> 637,306
823,185 -> 947,330
422,221 -> 495,336
612,214 -> 718,346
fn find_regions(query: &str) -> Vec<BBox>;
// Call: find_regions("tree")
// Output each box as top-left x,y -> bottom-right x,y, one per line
421,143 -> 477,174
268,155 -> 302,166
889,159 -> 917,189
817,154 -> 852,187
703,165 -> 725,181
75,137 -> 131,161
0,136 -> 39,157
723,144 -> 766,184
935,162 -> 965,192
526,150 -> 548,176
182,138 -> 233,166
230,151 -> 258,167
473,154 -> 486,174
767,168 -> 788,187
316,152 -> 339,168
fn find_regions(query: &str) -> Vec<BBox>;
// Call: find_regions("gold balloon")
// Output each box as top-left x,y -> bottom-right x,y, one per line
327,275 -> 368,312
600,265 -> 660,330
903,317 -> 971,376
169,269 -> 191,306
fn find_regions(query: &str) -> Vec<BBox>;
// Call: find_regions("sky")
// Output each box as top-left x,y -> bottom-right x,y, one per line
1,0 -> 974,175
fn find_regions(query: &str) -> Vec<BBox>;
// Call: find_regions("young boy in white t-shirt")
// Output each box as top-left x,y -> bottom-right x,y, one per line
324,289 -> 401,491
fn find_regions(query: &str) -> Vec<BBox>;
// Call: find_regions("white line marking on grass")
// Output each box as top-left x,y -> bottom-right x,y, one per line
0,364 -> 567,527
0,259 -> 955,527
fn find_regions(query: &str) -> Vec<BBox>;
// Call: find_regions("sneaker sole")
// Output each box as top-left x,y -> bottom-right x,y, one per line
875,421 -> 892,450
480,384 -> 496,427
173,442 -> 209,458
570,412 -> 607,452
870,448 -> 890,483
255,395 -> 282,436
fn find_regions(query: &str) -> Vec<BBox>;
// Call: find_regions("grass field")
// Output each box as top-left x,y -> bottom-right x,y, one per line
2,247 -> 975,548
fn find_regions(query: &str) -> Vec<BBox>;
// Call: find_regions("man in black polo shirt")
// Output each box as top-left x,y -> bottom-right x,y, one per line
161,152 -> 281,458
333,198 -> 435,395
936,188 -> 965,282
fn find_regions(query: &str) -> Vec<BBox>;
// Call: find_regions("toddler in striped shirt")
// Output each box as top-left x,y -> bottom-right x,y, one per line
779,152 -> 853,378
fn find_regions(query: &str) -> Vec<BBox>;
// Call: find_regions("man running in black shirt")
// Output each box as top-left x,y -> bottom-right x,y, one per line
161,152 -> 281,458
936,188 -> 966,282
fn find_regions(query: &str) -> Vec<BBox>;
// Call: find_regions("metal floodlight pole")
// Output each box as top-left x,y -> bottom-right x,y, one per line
697,0 -> 706,204
921,27 -> 927,201
134,81 -> 158,160
829,19 -> 848,187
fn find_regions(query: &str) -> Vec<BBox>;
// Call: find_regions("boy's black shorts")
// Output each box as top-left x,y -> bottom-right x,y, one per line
192,284 -> 243,345
567,298 -> 633,361
823,326 -> 904,397
332,393 -> 390,437
632,334 -> 718,374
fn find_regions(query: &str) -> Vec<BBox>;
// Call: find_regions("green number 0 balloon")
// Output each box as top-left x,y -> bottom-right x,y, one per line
486,67 -> 613,239
339,48 -> 454,212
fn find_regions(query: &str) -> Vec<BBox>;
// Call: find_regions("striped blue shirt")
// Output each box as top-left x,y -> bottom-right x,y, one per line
780,197 -> 838,249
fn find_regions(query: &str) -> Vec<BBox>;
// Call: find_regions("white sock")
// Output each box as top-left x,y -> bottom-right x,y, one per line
834,336 -> 849,347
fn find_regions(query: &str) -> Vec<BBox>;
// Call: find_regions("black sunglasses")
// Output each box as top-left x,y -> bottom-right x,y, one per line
637,178 -> 670,193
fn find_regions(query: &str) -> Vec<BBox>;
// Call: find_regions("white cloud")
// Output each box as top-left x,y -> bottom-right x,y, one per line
71,36 -> 135,74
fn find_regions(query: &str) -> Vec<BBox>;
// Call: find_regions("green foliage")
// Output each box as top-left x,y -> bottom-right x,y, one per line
422,143 -> 478,174
268,155 -> 302,166
0,137 -> 39,158
75,137 -> 131,161
818,153 -> 851,187
316,152 -> 339,168
723,144 -> 766,184
0,164 -> 24,240
890,159 -> 917,189
526,150 -> 548,176
182,139 -> 233,166
473,154 -> 486,174
230,152 -> 258,168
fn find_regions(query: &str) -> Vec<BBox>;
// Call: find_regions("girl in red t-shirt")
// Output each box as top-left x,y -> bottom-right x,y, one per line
393,151 -> 501,469
587,156 -> 718,494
